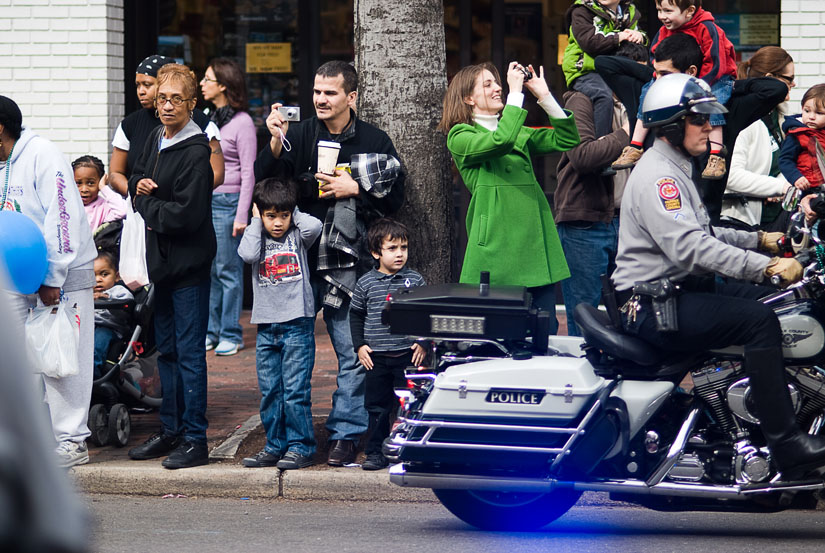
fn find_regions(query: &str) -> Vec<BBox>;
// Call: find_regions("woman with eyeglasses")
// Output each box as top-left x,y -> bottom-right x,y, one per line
109,55 -> 224,197
199,58 -> 256,357
126,63 -> 216,470
721,47 -> 796,230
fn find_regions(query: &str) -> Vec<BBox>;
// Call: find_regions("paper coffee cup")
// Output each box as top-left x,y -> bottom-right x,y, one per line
317,141 -> 341,175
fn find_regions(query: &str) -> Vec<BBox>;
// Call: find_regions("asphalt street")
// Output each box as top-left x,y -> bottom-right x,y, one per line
86,493 -> 825,553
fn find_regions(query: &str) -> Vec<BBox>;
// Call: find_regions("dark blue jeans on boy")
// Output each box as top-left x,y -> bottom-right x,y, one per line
572,72 -> 614,138
256,316 -> 316,458
364,350 -> 412,456
154,279 -> 211,446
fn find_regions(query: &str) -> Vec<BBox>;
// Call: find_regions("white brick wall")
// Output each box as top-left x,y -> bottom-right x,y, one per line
3,0 -> 124,167
781,0 -> 825,104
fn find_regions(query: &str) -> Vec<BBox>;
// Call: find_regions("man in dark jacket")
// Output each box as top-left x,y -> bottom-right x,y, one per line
254,61 -> 405,467
555,75 -> 632,336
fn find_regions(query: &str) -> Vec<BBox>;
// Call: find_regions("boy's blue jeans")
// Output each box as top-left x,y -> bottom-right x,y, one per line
154,280 -> 210,445
256,317 -> 316,457
572,72 -> 614,139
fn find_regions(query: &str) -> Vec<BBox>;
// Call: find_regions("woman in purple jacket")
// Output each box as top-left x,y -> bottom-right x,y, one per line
201,58 -> 257,356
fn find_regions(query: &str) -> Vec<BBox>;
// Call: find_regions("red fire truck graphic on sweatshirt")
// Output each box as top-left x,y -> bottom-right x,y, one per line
259,233 -> 303,286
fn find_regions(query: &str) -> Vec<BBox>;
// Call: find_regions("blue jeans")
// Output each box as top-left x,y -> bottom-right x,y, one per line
256,317 -> 316,457
154,280 -> 211,444
207,193 -> 244,345
312,276 -> 368,441
93,327 -> 116,379
558,218 -> 619,336
572,72 -> 614,139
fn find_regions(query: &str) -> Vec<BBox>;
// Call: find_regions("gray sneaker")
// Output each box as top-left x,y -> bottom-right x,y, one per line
276,450 -> 314,470
55,440 -> 89,468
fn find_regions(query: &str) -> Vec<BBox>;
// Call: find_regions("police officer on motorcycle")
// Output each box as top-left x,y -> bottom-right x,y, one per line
612,73 -> 825,481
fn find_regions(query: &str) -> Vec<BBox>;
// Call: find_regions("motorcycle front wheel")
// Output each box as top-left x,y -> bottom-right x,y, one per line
433,488 -> 581,531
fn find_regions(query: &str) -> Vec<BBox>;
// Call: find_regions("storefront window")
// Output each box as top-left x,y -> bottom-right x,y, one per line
157,0 -> 300,142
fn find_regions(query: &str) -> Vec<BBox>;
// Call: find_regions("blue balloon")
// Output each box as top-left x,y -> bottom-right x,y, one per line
0,211 -> 49,294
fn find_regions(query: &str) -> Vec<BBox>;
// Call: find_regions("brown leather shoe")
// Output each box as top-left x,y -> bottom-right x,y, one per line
327,439 -> 356,466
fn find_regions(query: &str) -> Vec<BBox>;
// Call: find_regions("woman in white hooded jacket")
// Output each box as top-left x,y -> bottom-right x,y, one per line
0,96 -> 97,468
721,47 -> 795,229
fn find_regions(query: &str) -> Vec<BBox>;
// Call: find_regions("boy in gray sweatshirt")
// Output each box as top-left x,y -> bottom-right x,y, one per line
238,177 -> 322,470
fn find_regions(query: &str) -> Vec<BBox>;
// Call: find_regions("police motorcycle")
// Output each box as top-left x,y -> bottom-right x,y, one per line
381,257 -> 825,530
382,76 -> 825,530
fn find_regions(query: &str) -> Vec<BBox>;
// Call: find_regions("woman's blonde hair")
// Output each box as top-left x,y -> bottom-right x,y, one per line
437,62 -> 501,134
156,63 -> 198,102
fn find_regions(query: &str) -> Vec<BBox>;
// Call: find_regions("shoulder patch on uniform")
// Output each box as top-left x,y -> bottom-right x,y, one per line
657,178 -> 682,212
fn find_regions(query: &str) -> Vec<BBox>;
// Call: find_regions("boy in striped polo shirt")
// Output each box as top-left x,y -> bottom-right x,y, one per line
350,218 -> 426,470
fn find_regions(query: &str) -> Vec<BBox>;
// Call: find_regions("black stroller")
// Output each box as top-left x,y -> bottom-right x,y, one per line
89,281 -> 162,448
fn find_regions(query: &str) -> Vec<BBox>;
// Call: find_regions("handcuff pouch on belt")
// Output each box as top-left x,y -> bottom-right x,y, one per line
623,278 -> 680,332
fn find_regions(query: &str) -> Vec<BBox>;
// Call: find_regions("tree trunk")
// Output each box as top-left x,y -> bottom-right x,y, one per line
354,0 -> 453,283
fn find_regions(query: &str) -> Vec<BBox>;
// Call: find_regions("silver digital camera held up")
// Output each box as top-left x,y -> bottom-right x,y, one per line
278,106 -> 301,122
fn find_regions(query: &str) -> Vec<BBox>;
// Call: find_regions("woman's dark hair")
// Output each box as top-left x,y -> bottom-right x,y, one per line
253,178 -> 297,213
209,58 -> 248,111
654,34 -> 703,73
737,46 -> 793,80
0,95 -> 23,140
367,218 -> 410,255
316,61 -> 358,94
72,155 -> 105,179
616,42 -> 649,64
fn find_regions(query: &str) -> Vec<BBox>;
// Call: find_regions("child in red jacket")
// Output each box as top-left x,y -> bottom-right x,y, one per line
612,0 -> 736,179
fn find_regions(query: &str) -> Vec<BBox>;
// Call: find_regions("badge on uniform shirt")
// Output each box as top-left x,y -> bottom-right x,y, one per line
657,178 -> 682,212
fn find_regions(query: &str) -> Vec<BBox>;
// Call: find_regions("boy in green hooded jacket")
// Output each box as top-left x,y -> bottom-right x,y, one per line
562,0 -> 645,139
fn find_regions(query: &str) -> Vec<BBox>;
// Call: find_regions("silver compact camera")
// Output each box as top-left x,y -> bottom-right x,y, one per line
278,106 -> 301,122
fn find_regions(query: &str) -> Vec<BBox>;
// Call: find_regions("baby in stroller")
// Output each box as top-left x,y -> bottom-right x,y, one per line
93,249 -> 133,379
89,243 -> 161,447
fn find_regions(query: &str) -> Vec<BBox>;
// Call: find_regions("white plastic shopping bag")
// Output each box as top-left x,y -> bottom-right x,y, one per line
119,195 -> 149,290
25,300 -> 80,378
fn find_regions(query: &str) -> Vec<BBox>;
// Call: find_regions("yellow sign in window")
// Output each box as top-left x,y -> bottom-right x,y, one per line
246,43 -> 292,74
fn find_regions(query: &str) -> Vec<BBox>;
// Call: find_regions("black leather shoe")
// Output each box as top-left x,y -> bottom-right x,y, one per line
128,432 -> 182,460
162,440 -> 209,469
362,452 -> 389,471
327,439 -> 356,466
276,450 -> 314,470
243,450 -> 281,468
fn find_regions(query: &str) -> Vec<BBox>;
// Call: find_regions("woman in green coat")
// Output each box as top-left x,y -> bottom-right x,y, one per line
439,61 -> 580,334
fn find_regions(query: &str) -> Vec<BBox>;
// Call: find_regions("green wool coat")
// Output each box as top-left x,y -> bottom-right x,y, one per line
448,104 -> 580,287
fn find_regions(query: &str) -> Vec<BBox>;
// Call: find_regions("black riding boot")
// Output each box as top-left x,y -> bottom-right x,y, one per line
746,347 -> 825,480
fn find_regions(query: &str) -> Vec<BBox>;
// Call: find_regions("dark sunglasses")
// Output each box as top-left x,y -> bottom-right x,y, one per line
776,74 -> 796,85
686,113 -> 710,126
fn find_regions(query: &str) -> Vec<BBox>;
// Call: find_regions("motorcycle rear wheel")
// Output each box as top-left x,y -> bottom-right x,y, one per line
433,488 -> 581,531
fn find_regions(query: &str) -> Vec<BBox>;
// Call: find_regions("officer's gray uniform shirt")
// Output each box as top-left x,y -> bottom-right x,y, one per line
612,139 -> 771,292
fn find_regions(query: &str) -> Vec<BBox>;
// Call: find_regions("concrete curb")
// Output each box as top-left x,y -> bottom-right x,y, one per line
70,460 -> 280,498
69,460 -> 436,502
280,468 -> 436,502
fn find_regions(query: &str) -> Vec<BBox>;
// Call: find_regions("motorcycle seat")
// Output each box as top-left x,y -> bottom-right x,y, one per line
574,303 -> 666,367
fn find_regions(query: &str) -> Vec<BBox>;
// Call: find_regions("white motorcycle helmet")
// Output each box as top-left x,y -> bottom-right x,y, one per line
642,73 -> 728,127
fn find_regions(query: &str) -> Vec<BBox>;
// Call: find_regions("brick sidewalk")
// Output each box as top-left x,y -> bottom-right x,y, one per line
89,309 -> 568,463
89,311 -> 339,462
